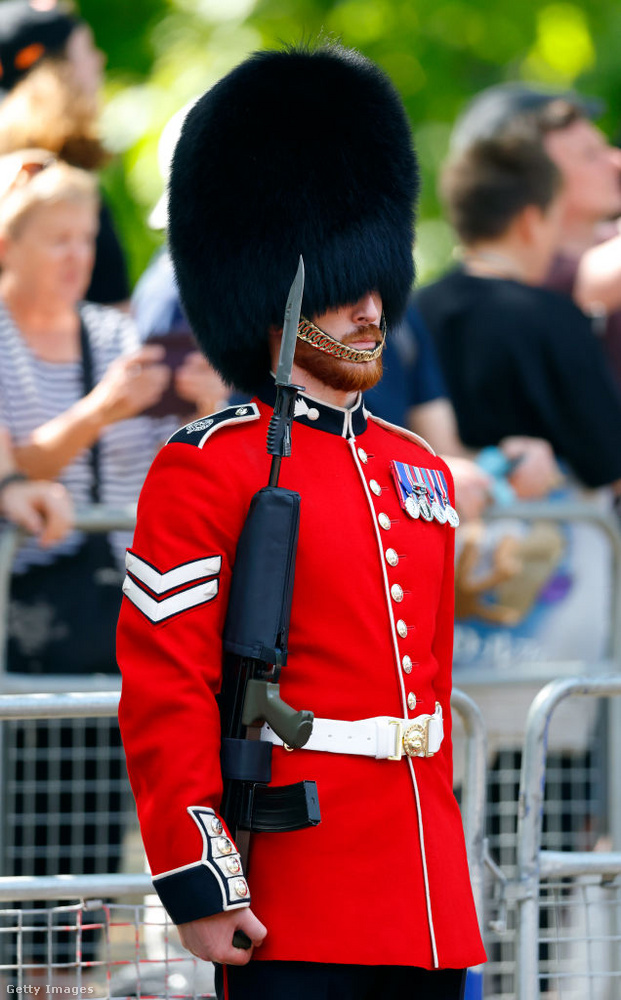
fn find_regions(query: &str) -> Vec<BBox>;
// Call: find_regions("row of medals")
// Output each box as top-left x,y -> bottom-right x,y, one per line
404,486 -> 460,528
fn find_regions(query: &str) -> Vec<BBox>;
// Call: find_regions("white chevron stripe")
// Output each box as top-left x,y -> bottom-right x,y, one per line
125,552 -> 222,594
122,575 -> 219,623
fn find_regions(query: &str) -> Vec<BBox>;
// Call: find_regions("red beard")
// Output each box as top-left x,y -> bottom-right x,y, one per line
294,324 -> 384,392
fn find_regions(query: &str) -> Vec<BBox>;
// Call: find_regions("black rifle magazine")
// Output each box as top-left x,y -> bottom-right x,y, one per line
237,780 -> 321,833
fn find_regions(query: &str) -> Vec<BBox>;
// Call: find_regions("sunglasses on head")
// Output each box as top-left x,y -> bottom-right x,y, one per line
10,155 -> 57,190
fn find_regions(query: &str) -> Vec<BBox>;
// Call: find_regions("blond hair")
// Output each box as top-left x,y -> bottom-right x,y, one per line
0,59 -> 107,170
0,150 -> 99,238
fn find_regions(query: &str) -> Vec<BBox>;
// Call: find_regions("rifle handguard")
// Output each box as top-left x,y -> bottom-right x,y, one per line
242,678 -> 314,749
223,487 -> 300,666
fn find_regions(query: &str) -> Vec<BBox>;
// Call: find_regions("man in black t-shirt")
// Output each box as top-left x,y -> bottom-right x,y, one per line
451,84 -> 621,386
416,132 -> 621,494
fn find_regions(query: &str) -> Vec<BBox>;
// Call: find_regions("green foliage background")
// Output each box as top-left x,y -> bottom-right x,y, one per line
78,0 -> 621,288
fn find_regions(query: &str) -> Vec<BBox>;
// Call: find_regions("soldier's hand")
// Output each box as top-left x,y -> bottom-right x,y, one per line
177,907 -> 267,966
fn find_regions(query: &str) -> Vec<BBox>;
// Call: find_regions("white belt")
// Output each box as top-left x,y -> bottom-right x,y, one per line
260,703 -> 443,759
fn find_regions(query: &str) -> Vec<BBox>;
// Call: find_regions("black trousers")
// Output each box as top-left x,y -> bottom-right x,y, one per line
216,961 -> 467,1000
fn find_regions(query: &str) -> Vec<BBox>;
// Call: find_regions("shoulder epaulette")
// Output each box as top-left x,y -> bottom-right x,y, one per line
166,403 -> 260,449
367,412 -> 436,455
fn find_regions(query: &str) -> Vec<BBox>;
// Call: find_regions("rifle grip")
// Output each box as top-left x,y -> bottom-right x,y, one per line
242,678 -> 314,748
232,930 -> 252,950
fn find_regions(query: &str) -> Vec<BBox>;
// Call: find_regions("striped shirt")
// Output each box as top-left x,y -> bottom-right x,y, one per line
0,299 -> 173,573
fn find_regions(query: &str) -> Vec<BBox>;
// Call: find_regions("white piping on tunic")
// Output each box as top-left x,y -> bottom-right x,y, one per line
348,435 -> 439,968
367,411 -> 436,455
153,858 -> 203,879
197,406 -> 260,448
342,407 -> 354,439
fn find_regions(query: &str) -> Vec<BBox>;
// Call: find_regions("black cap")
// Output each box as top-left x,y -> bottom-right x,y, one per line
0,0 -> 78,92
451,83 -> 604,152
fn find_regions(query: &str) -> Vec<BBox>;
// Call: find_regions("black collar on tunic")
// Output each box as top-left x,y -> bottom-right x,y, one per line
256,379 -> 368,437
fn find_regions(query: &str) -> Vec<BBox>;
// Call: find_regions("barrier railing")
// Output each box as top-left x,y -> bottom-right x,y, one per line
515,677 -> 621,1000
487,502 -> 621,659
0,687 -> 488,996
0,688 -> 486,897
451,501 -> 621,998
0,507 -> 136,692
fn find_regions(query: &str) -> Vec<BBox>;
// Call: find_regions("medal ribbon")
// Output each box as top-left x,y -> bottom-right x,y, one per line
411,466 -> 429,497
429,469 -> 447,509
390,460 -> 417,511
421,468 -> 437,504
391,461 -> 456,524
391,461 -> 430,512
436,469 -> 460,527
437,471 -> 450,505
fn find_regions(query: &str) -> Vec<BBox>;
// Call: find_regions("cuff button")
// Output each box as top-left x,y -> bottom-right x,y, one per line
234,878 -> 249,898
217,837 -> 233,855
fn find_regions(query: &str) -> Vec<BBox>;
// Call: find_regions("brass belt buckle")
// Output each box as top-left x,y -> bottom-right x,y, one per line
388,719 -> 403,760
403,717 -> 431,757
388,716 -> 434,759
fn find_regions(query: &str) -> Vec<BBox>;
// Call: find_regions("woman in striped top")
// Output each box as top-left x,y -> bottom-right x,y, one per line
0,150 -> 170,631
0,148 -> 178,968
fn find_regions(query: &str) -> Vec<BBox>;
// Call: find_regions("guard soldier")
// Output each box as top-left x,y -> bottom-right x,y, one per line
117,42 -> 486,1000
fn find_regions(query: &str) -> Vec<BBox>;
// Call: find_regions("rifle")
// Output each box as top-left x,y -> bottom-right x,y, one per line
218,259 -> 321,946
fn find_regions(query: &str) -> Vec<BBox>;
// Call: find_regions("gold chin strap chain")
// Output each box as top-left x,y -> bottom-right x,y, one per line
297,313 -> 387,363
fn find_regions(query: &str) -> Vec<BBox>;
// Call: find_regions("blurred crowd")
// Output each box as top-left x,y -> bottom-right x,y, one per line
0,0 -> 619,658
1,0 -> 621,946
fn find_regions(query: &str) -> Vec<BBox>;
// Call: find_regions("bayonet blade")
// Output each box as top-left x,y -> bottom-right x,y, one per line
275,255 -> 305,386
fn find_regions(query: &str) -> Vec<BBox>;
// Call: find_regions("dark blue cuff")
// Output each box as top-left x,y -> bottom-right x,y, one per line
154,863 -> 235,924
153,807 -> 251,925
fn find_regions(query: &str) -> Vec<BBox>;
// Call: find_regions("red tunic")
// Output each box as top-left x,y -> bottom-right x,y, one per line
117,388 -> 486,970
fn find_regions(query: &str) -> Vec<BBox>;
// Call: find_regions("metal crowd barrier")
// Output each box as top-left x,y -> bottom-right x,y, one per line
515,678 -> 621,1000
0,688 -> 487,997
451,501 -> 621,998
0,690 -> 209,996
455,501 -> 621,852
0,506 -> 136,692
475,501 -> 621,678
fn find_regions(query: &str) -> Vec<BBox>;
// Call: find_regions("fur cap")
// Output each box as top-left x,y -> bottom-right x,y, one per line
168,42 -> 418,393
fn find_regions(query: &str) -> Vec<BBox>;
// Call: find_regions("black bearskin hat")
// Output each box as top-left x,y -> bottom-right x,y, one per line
168,42 -> 418,393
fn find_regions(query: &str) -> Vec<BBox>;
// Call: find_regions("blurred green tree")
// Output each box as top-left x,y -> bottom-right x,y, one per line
79,0 -> 620,287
